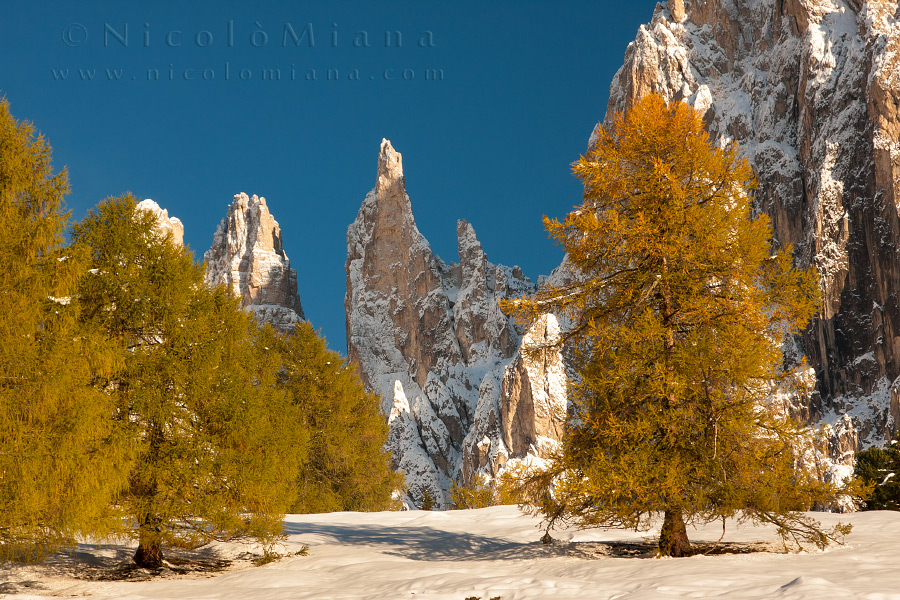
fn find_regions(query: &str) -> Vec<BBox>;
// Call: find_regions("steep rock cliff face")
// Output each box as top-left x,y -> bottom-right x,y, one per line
500,314 -> 567,458
345,140 -> 565,507
204,193 -> 304,332
605,0 -> 900,449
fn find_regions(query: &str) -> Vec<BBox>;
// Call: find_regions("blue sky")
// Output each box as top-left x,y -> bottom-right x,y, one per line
1,1 -> 656,353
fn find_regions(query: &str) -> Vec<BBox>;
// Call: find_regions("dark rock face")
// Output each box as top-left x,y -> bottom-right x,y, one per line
605,0 -> 900,447
204,193 -> 304,332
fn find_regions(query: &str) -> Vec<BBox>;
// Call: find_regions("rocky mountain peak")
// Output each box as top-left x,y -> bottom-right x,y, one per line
346,139 -> 459,394
135,199 -> 184,246
456,219 -> 485,276
346,140 -> 561,507
452,219 -> 523,363
204,192 -> 304,332
376,138 -> 405,198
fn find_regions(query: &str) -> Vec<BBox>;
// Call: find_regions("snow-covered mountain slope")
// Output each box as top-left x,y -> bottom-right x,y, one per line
606,0 -> 900,449
345,140 -> 566,508
5,507 -> 900,599
204,193 -> 305,332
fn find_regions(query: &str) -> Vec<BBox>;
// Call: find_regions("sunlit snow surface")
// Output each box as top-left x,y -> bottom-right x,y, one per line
3,506 -> 900,599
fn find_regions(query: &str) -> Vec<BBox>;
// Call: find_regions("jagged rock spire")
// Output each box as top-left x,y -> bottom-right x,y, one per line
204,193 -> 304,332
377,138 -> 404,196
346,139 -> 556,508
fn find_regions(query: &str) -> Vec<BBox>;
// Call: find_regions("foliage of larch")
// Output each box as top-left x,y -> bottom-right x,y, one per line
0,99 -> 133,562
503,95 -> 859,556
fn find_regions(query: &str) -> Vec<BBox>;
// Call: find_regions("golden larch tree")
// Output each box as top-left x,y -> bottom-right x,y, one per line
504,94 -> 857,556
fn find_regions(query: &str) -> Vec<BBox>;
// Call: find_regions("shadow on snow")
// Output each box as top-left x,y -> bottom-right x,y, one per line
281,521 -> 677,561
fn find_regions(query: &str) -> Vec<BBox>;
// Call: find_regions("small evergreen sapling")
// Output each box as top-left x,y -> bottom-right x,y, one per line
855,434 -> 900,511
450,476 -> 495,510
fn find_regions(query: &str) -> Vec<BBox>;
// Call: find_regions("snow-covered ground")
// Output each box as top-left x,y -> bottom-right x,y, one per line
2,506 -> 899,599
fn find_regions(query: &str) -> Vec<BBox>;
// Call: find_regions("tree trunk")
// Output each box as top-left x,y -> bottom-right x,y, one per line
659,509 -> 692,557
134,517 -> 164,568
134,538 -> 163,568
133,424 -> 164,569
660,256 -> 678,409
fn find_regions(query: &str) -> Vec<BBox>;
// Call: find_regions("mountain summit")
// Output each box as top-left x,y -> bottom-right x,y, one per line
204,192 -> 304,332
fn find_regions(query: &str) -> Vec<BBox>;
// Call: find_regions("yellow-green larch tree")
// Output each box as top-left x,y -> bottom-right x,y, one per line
71,194 -> 302,567
263,322 -> 401,514
0,98 -> 132,562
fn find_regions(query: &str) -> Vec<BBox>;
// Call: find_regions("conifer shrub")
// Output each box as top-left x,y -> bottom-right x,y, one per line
450,472 -> 521,509
450,477 -> 495,510
420,490 -> 435,511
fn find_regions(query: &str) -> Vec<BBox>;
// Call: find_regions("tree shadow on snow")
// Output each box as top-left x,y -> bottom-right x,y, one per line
284,521 -> 526,561
283,522 -> 669,561
283,522 -> 779,561
0,542 -> 243,589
